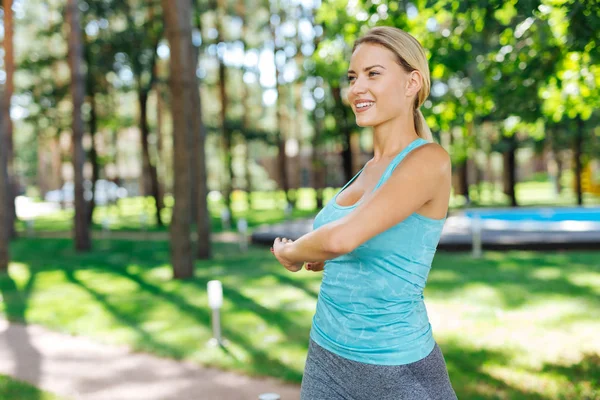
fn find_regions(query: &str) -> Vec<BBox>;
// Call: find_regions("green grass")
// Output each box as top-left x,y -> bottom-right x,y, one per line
0,375 -> 64,400
2,238 -> 599,399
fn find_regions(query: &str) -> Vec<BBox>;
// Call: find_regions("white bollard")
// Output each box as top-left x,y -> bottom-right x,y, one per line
237,218 -> 248,252
258,394 -> 281,400
472,214 -> 482,258
207,280 -> 226,346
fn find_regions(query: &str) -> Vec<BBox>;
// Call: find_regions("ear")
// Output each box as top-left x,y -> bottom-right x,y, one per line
405,70 -> 423,97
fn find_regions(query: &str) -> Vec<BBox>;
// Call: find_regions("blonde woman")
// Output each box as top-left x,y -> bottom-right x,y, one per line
271,26 -> 457,399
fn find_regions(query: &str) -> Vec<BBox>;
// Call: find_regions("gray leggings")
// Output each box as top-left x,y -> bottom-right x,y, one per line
300,339 -> 457,400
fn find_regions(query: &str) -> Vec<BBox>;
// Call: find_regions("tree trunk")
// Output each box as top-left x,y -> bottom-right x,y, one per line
0,97 -> 9,271
312,108 -> 325,210
218,46 -> 234,220
190,53 -> 211,260
67,0 -> 91,251
574,117 -> 584,206
3,0 -> 15,239
162,0 -> 195,278
269,10 -> 291,205
456,160 -> 469,202
331,86 -> 354,182
139,90 -> 164,226
502,134 -> 518,207
556,156 -> 563,195
86,94 -> 100,224
155,86 -> 165,207
237,0 -> 253,210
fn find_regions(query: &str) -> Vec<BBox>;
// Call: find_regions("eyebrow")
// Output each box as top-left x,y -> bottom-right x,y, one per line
347,65 -> 386,74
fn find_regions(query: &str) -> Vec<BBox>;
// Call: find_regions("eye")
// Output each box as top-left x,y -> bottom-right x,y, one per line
369,71 -> 380,77
347,75 -> 356,82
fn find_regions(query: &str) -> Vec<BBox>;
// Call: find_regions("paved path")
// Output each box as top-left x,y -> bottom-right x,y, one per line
0,320 -> 301,400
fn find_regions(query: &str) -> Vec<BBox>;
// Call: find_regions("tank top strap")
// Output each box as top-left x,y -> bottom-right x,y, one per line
337,164 -> 366,193
374,138 -> 429,190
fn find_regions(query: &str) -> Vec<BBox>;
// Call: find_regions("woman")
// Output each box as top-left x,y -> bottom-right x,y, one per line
271,26 -> 457,400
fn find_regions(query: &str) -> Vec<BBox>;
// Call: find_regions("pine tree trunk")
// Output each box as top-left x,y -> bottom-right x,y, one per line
237,0 -> 253,210
457,160 -> 469,202
574,117 -> 584,206
86,94 -> 99,224
0,98 -> 9,271
502,134 -> 518,207
190,52 -> 211,260
3,0 -> 15,239
188,45 -> 200,224
67,0 -> 91,251
269,10 -> 290,205
312,110 -> 325,210
163,0 -> 196,278
139,90 -> 164,226
331,86 -> 354,182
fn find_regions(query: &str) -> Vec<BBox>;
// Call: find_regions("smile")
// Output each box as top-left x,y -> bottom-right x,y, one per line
355,102 -> 374,112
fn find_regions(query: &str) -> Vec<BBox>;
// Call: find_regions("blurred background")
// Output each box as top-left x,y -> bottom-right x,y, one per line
0,0 -> 598,399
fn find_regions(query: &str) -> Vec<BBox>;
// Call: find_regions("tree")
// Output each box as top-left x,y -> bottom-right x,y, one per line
67,0 -> 91,251
0,95 -> 9,271
122,0 -> 165,226
3,0 -> 15,238
213,0 -> 235,219
190,0 -> 212,259
162,0 -> 198,278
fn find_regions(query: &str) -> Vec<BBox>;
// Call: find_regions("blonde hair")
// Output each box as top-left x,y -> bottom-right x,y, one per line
352,27 -> 433,142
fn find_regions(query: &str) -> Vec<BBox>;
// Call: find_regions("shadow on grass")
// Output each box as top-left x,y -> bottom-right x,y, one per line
429,251 -> 600,309
442,341 -> 546,400
8,238 -> 600,395
442,340 -> 600,399
8,239 -> 304,382
540,352 -> 600,399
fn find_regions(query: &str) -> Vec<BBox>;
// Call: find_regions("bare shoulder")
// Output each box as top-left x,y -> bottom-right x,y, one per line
404,142 -> 451,175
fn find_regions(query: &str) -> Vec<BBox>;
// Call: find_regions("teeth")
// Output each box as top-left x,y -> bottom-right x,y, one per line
356,102 -> 374,108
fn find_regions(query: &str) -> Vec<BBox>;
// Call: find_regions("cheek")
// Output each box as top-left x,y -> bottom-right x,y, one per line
377,85 -> 404,113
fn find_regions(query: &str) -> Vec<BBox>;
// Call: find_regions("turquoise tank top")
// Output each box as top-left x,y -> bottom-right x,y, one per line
310,138 -> 446,365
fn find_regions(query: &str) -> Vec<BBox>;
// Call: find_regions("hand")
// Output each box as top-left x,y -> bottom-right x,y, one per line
271,237 -> 304,272
305,261 -> 325,272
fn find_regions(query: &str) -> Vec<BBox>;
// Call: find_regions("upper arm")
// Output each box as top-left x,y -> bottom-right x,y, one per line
329,144 -> 451,253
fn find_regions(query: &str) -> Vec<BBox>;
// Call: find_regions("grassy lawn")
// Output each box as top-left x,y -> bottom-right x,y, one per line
1,239 -> 599,399
17,180 -> 600,234
0,375 -> 64,400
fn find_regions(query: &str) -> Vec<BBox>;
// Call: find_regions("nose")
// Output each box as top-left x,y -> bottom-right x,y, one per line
349,75 -> 368,98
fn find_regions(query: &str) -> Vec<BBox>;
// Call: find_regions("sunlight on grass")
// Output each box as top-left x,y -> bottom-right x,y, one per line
427,251 -> 600,399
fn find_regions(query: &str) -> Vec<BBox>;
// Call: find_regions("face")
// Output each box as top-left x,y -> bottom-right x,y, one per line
347,43 -> 421,128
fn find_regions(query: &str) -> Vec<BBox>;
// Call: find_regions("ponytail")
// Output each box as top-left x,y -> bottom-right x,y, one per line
414,107 -> 433,142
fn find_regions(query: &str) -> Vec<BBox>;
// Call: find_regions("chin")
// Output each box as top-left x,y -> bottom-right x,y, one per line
355,116 -> 378,127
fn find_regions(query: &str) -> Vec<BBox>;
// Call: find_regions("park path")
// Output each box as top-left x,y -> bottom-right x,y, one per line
0,319 -> 301,400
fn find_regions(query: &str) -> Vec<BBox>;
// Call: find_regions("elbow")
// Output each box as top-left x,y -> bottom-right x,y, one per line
323,223 -> 356,255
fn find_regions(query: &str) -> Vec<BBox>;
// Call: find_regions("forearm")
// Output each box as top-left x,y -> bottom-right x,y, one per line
282,222 -> 347,264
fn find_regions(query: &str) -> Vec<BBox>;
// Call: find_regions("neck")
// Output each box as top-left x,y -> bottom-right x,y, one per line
371,113 -> 419,162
